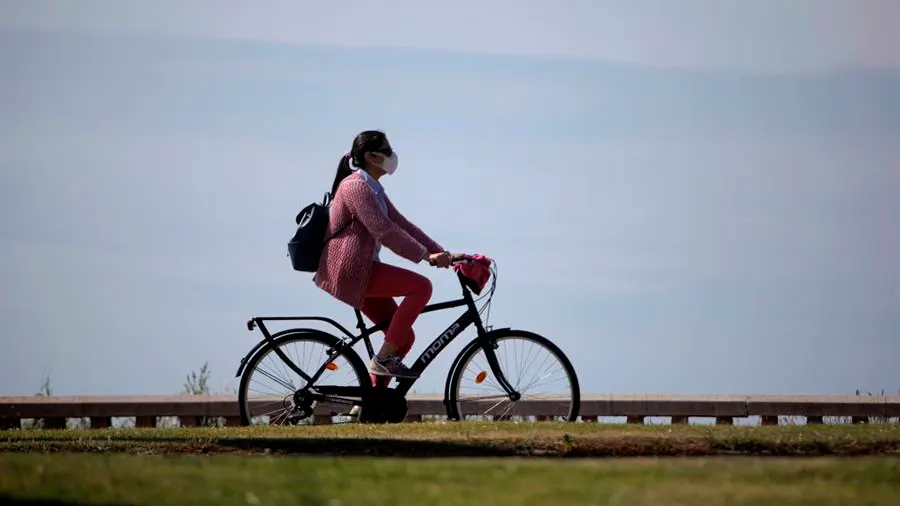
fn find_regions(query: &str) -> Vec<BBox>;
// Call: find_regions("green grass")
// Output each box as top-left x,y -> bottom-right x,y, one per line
3,423 -> 898,505
3,421 -> 900,457
1,453 -> 899,506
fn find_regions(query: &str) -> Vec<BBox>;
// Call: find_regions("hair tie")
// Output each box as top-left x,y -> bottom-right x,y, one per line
344,150 -> 359,170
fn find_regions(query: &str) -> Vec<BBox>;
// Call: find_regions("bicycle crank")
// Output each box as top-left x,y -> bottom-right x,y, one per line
357,388 -> 409,424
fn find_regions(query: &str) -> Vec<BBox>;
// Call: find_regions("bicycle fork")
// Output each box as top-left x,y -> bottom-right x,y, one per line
480,339 -> 521,402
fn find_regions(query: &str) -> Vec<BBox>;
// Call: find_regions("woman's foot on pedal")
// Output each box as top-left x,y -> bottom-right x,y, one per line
368,354 -> 419,378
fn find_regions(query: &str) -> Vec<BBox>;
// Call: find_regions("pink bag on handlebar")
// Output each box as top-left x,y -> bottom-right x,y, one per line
452,253 -> 492,295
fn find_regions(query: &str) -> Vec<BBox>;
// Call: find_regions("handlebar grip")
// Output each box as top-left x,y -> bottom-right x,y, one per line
427,252 -> 473,266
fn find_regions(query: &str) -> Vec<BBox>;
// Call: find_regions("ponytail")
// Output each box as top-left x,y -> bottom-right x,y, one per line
330,153 -> 354,197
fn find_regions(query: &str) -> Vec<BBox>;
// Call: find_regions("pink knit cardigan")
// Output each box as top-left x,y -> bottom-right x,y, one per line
314,171 -> 444,309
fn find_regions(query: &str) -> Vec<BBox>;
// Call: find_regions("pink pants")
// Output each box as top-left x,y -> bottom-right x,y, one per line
361,262 -> 433,386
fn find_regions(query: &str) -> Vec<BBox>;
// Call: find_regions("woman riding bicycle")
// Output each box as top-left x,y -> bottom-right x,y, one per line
314,130 -> 452,385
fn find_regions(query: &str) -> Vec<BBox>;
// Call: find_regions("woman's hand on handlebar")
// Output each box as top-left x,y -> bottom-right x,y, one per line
427,251 -> 451,268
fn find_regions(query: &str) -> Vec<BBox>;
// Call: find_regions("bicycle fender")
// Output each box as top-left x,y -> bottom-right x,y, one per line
442,327 -> 511,407
234,328 -> 330,378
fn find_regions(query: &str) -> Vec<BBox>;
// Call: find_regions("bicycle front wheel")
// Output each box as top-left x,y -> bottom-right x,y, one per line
447,329 -> 580,422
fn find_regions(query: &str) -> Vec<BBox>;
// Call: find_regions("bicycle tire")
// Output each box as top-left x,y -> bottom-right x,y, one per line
237,329 -> 370,426
446,329 -> 581,422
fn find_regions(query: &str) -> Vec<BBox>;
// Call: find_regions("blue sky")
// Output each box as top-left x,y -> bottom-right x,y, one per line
1,0 -> 898,397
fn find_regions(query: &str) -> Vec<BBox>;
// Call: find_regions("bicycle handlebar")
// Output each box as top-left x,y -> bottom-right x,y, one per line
426,252 -> 475,267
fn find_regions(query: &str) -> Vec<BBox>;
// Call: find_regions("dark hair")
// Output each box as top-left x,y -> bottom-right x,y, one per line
330,130 -> 388,197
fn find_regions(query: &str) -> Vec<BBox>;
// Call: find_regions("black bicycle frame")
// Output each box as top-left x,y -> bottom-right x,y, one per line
239,271 -> 519,400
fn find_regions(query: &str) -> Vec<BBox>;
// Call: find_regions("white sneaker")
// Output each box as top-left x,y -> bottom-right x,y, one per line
368,355 -> 419,378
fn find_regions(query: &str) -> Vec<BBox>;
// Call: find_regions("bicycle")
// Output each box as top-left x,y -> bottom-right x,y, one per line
235,254 -> 581,425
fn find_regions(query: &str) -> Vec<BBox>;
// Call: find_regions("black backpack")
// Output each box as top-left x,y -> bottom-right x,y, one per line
286,192 -> 349,272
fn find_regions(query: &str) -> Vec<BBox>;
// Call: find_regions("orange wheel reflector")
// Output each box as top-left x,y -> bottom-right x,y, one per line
326,362 -> 339,371
475,371 -> 488,384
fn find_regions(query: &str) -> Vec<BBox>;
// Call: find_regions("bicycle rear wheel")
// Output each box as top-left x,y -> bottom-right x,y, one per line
237,330 -> 369,426
447,329 -> 580,422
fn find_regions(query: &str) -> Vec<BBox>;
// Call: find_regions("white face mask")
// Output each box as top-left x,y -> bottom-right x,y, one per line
380,152 -> 399,175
